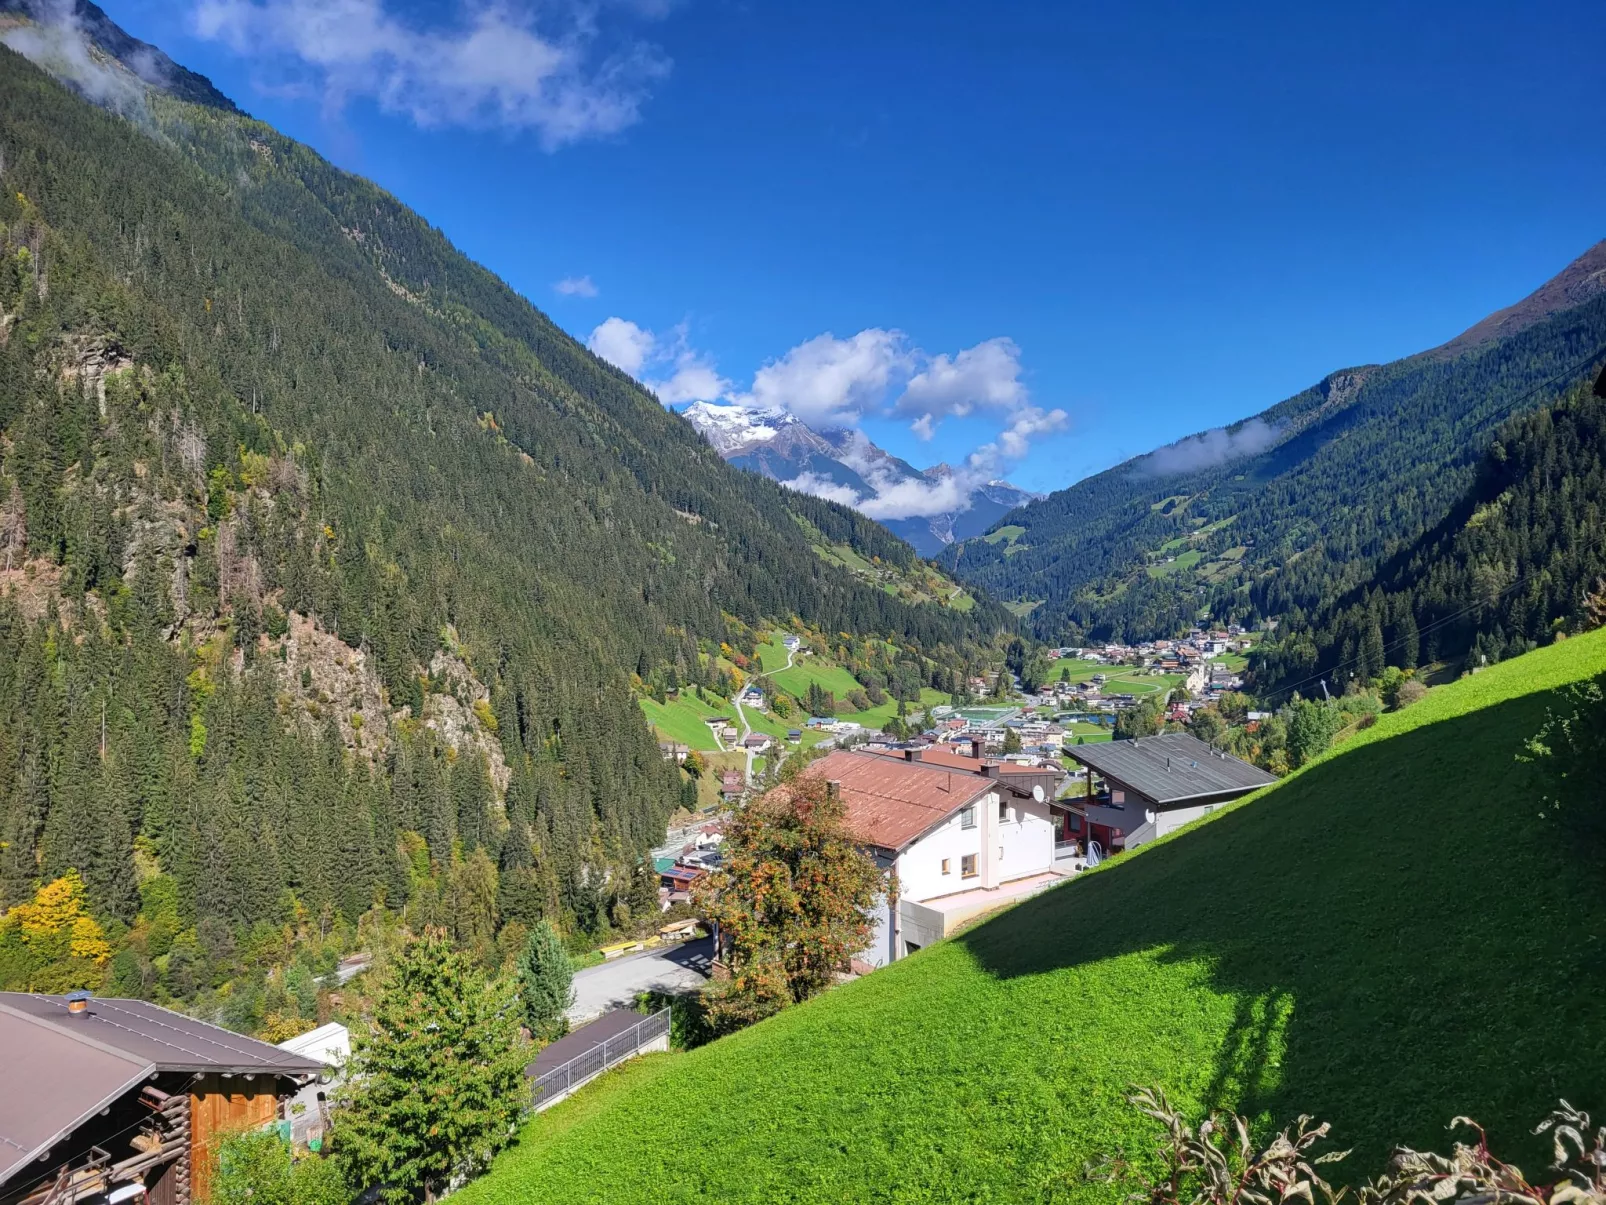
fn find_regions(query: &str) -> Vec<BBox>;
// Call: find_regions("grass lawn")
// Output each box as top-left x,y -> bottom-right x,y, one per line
751,636 -> 949,726
1050,659 -> 1184,697
765,651 -> 864,702
637,691 -> 737,751
1147,547 -> 1203,578
458,629 -> 1606,1205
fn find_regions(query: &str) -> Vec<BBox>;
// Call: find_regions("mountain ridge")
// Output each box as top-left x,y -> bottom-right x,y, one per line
0,0 -> 242,113
946,238 -> 1606,645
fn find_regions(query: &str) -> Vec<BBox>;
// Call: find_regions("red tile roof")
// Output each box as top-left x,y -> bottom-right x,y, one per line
804,750 -> 995,852
865,744 -> 1048,778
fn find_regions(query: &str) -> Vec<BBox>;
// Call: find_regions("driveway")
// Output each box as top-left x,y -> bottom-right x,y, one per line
568,937 -> 714,1023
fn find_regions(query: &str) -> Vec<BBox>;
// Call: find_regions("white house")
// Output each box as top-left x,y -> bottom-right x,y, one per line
276,1022 -> 348,1147
803,748 -> 1071,969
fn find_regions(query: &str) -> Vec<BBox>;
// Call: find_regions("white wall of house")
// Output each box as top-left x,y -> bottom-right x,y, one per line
894,789 -> 997,902
892,786 -> 1058,904
996,794 -> 1057,880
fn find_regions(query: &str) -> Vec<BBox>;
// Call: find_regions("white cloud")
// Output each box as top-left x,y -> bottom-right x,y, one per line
742,330 -> 911,428
587,318 -> 731,404
968,405 -> 1069,471
554,275 -> 599,297
778,472 -> 863,509
1137,417 -> 1281,477
587,316 -> 655,376
897,336 -> 1026,434
855,473 -> 974,522
191,0 -> 671,148
3,0 -> 153,118
593,316 -> 1061,522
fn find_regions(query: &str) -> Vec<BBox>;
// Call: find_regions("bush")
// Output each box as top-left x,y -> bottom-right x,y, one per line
209,1130 -> 349,1205
1392,678 -> 1428,710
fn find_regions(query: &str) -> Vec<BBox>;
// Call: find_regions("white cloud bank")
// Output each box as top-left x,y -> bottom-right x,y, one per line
191,0 -> 671,148
587,316 -> 1065,523
742,330 -> 911,428
2,0 -> 157,119
1137,417 -> 1281,476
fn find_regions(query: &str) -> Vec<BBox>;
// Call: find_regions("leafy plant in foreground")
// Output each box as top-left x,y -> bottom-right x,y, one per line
695,774 -> 884,1033
1096,1086 -> 1606,1205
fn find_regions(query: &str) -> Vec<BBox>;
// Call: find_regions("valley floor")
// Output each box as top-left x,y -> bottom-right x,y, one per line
455,630 -> 1606,1205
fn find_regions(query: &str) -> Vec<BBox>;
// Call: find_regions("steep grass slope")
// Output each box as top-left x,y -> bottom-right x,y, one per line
457,630 -> 1606,1205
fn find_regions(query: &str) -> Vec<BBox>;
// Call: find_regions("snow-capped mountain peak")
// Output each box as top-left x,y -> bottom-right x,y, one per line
680,401 -> 802,456
678,401 -> 1041,557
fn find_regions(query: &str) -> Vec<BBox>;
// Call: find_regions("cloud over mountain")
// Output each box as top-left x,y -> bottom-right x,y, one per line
1137,417 -> 1281,476
590,316 -> 1063,531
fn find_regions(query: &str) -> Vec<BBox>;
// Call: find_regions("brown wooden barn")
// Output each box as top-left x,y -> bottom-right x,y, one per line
0,993 -> 327,1205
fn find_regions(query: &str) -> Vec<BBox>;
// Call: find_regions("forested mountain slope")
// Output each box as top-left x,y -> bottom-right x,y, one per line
947,241 -> 1606,645
457,631 -> 1606,1205
0,40 -> 1003,1025
1253,376 -> 1606,688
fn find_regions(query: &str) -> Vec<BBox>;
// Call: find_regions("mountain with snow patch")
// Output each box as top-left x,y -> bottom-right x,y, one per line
680,401 -> 1039,557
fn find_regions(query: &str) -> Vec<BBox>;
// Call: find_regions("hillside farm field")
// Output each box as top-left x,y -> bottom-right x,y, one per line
1050,658 -> 1183,696
637,692 -> 736,751
755,636 -> 948,728
460,630 -> 1606,1205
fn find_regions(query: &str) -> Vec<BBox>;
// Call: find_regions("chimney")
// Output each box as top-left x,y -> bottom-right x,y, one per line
826,780 -> 840,799
66,990 -> 92,1016
903,748 -> 922,762
969,737 -> 983,760
981,763 -> 1000,780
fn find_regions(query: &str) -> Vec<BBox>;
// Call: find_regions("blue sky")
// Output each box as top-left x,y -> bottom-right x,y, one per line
96,0 -> 1606,505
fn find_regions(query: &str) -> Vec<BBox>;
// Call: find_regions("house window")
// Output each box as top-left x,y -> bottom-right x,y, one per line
998,799 -> 1009,822
959,805 -> 977,830
941,858 -> 951,875
961,854 -> 978,878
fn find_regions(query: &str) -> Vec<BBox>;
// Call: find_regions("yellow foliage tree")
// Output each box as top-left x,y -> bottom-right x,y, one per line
0,871 -> 112,992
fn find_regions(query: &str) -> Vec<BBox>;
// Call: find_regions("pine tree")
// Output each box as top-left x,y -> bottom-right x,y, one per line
515,919 -> 573,1041
336,931 -> 527,1204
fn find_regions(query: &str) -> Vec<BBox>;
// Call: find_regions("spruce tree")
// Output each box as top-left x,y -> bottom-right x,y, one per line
336,931 -> 527,1204
516,919 -> 573,1041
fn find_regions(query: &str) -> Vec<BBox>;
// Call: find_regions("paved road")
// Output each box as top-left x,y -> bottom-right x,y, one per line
733,646 -> 795,780
568,937 -> 714,1023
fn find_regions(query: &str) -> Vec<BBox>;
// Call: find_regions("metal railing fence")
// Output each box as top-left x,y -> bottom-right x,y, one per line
529,1007 -> 671,1110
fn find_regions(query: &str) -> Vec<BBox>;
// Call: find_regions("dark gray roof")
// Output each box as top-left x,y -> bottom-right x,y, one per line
526,1008 -> 650,1078
0,1006 -> 154,1187
0,993 -> 326,1077
1064,733 -> 1277,806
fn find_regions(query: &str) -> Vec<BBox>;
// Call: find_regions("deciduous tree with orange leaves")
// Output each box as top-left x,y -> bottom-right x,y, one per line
695,774 -> 884,1033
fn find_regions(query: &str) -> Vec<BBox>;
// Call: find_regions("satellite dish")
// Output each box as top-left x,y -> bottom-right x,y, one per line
1032,784 -> 1045,802
1144,808 -> 1156,824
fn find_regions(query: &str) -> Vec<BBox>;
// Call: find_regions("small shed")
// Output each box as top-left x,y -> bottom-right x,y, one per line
0,993 -> 325,1205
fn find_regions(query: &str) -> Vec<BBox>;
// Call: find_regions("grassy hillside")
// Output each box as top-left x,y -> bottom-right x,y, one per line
641,636 -> 950,751
459,630 -> 1606,1205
